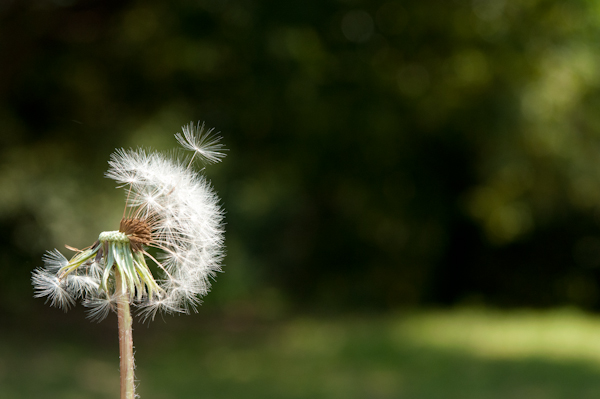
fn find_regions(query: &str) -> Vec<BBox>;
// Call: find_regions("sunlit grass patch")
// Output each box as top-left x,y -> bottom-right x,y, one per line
134,309 -> 600,398
5,307 -> 600,398
398,307 -> 600,365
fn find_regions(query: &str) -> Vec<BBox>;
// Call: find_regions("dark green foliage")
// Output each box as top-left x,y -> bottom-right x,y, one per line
2,0 -> 600,313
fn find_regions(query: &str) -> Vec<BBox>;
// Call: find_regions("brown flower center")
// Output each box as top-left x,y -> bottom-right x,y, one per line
119,218 -> 153,251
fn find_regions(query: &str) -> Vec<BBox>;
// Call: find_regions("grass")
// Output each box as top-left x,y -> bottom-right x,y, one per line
3,307 -> 600,398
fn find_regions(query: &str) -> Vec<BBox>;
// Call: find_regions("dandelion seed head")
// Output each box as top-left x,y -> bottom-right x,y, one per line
32,121 -> 226,321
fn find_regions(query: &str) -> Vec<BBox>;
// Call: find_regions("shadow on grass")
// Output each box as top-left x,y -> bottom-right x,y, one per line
3,309 -> 600,398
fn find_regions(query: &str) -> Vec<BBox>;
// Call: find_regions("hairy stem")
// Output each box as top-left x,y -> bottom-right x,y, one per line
115,269 -> 135,399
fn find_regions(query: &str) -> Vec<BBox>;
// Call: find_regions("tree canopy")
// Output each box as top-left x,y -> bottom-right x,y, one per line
2,0 -> 600,315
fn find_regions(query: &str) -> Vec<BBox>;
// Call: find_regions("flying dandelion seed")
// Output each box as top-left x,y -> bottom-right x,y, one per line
31,122 -> 227,399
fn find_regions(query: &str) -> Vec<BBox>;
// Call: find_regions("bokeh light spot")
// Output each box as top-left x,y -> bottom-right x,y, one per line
341,10 -> 374,43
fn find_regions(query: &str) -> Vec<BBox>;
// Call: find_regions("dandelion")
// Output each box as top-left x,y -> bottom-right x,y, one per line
176,121 -> 227,165
32,122 -> 226,399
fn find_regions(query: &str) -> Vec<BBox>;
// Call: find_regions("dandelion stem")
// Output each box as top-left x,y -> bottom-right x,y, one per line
116,269 -> 135,399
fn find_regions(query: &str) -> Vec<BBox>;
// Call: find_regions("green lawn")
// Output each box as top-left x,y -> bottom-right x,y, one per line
3,308 -> 600,398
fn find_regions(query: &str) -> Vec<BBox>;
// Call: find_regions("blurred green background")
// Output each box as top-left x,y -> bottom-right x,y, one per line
4,0 -> 600,397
